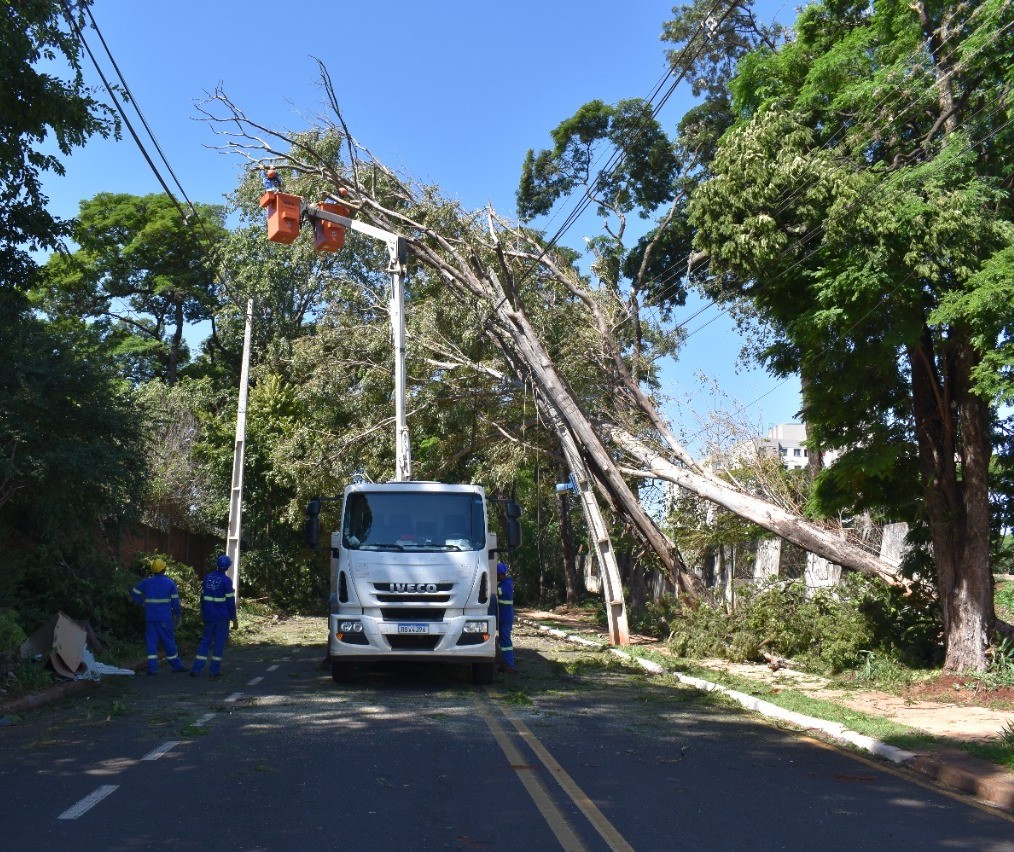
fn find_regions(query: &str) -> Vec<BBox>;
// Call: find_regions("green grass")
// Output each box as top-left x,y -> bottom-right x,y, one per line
498,689 -> 533,706
965,721 -> 1014,770
996,580 -> 1014,621
654,660 -> 1014,770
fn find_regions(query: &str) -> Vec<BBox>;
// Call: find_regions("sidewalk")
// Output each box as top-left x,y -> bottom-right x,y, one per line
521,608 -> 1014,814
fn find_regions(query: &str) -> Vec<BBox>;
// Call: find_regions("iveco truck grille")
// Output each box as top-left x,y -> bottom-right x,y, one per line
380,608 -> 446,621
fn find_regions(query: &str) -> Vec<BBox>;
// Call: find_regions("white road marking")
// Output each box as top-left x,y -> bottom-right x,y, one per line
195,713 -> 215,726
58,785 -> 118,820
267,665 -> 279,672
247,676 -> 264,686
224,692 -> 244,703
141,741 -> 179,761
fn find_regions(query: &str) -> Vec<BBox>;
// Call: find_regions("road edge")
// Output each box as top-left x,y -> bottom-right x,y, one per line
522,617 -> 1014,814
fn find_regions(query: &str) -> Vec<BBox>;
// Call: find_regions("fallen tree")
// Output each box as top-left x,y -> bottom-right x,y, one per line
200,75 -> 907,609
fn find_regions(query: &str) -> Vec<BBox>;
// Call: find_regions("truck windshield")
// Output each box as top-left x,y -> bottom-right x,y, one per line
342,491 -> 486,552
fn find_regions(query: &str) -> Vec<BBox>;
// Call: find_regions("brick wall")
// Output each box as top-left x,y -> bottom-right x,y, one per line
113,523 -> 222,575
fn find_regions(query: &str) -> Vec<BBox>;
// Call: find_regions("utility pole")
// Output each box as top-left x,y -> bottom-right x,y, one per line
225,297 -> 253,600
552,413 -> 629,645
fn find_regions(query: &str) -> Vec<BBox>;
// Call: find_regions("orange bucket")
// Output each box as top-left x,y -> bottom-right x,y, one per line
314,202 -> 350,252
259,191 -> 302,244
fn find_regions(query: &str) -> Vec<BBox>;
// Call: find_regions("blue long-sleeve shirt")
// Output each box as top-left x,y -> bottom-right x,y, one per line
130,573 -> 181,621
200,568 -> 237,622
497,576 -> 514,621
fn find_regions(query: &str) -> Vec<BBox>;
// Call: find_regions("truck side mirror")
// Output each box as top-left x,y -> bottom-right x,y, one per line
506,517 -> 522,550
505,500 -> 522,520
305,498 -> 321,549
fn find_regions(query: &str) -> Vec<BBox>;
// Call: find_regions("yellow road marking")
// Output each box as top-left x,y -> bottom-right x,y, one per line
494,697 -> 636,852
475,700 -> 588,851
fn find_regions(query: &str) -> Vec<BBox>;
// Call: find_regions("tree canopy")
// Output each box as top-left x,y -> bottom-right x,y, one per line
0,0 -> 115,287
687,0 -> 1014,669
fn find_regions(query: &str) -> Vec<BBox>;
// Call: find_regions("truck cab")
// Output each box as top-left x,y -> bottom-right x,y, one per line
306,481 -> 520,684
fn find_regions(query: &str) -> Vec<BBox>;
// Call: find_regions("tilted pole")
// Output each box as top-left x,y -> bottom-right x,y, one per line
226,297 -> 254,601
550,411 -> 630,645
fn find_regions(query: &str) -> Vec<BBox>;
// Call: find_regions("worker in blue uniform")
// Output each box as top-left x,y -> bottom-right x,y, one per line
263,166 -> 282,190
189,554 -> 239,678
130,558 -> 187,675
496,561 -> 516,674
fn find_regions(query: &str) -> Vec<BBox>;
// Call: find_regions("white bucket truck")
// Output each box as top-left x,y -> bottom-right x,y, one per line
305,479 -> 521,684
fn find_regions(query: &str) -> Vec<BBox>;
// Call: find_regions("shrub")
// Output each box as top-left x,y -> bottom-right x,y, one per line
0,609 -> 27,655
237,545 -> 328,613
656,574 -> 941,675
1,541 -> 146,645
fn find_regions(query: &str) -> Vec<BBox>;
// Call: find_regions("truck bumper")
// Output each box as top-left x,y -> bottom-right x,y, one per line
327,612 -> 496,662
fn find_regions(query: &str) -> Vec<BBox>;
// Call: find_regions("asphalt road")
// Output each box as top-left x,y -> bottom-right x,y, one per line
1,622 -> 1013,851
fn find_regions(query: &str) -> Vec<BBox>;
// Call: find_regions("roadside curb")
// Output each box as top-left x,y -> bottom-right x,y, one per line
522,618 -> 1014,814
908,750 -> 1014,812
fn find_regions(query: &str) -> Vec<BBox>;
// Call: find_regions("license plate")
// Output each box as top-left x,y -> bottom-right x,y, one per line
398,623 -> 429,634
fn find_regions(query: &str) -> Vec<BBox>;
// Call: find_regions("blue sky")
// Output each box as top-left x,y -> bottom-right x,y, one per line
44,0 -> 802,454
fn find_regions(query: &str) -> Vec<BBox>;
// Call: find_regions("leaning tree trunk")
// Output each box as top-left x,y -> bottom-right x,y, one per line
607,425 -> 905,585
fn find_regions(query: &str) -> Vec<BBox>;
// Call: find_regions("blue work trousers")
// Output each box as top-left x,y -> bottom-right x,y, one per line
145,620 -> 184,673
498,610 -> 515,667
191,621 -> 231,674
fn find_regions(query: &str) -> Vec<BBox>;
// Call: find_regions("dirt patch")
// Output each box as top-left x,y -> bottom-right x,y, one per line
901,674 -> 1014,710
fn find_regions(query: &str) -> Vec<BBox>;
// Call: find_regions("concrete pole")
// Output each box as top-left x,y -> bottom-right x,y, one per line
226,298 -> 253,601
554,417 -> 629,645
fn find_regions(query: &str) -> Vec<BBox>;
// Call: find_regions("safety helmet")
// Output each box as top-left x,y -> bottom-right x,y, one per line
216,554 -> 232,570
496,561 -> 508,575
152,558 -> 167,573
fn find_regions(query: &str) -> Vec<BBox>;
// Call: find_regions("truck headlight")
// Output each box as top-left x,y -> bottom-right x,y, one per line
338,620 -> 364,635
463,620 -> 489,635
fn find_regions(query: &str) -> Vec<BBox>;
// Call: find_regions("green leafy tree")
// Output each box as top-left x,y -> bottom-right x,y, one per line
133,377 -> 224,532
0,0 -> 116,289
36,192 -> 227,384
0,294 -> 144,541
688,0 -> 1014,670
517,98 -> 684,381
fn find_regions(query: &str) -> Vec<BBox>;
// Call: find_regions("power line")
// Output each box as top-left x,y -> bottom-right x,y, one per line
61,1 -> 191,223
61,3 -> 242,311
514,0 -> 738,282
82,3 -> 199,218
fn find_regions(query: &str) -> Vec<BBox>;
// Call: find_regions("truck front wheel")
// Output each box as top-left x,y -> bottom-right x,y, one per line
331,660 -> 355,684
472,661 -> 495,685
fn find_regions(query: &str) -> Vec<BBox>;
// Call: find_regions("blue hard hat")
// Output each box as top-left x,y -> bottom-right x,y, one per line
216,554 -> 232,569
496,562 -> 508,575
